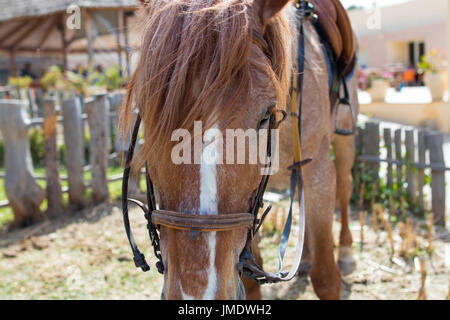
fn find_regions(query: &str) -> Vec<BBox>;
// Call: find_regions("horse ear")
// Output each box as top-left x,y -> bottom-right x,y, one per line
255,0 -> 291,27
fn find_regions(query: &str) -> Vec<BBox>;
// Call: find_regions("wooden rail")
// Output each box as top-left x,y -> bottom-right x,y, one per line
0,92 -> 129,225
355,121 -> 447,226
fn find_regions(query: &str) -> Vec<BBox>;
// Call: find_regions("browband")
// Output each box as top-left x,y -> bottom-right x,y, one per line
152,210 -> 254,232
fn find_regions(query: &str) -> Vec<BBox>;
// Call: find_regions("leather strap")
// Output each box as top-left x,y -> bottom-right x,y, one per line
121,0 -> 312,286
273,0 -> 309,281
121,114 -> 151,272
238,2 -> 310,284
152,210 -> 254,232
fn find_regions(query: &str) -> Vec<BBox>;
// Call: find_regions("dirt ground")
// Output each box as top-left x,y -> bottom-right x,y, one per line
0,201 -> 449,300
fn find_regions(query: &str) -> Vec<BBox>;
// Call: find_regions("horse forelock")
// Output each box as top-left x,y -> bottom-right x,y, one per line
121,0 -> 293,167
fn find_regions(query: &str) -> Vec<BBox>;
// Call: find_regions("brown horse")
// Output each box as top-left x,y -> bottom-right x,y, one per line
122,0 -> 358,300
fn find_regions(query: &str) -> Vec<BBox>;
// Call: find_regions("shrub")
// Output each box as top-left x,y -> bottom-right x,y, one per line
29,128 -> 45,167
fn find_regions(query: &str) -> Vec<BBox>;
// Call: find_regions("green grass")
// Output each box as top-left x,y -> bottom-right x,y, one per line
0,165 -> 125,227
0,179 -> 13,225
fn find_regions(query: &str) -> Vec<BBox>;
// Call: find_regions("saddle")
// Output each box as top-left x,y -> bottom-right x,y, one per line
310,0 -> 356,78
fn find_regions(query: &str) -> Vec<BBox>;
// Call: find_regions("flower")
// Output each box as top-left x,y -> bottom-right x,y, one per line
418,49 -> 446,74
358,70 -> 393,90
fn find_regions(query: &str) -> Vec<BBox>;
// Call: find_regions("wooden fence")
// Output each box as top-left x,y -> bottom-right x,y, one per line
1,90 -> 448,227
0,90 -> 140,225
355,121 -> 448,226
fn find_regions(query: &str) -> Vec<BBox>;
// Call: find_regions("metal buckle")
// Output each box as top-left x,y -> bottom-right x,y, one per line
297,0 -> 315,18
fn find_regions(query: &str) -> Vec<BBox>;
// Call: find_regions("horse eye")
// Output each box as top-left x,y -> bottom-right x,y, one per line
258,105 -> 275,129
258,113 -> 270,129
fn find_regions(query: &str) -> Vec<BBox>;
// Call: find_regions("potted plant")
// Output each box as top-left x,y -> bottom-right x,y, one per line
96,64 -> 126,92
418,49 -> 447,101
367,72 -> 392,102
8,75 -> 32,100
40,65 -> 64,91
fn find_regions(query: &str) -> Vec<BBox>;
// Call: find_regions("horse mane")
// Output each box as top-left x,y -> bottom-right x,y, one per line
121,0 -> 293,167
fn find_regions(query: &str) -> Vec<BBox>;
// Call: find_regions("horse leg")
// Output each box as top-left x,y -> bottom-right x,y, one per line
333,134 -> 356,276
298,229 -> 312,275
305,138 -> 341,300
242,235 -> 262,300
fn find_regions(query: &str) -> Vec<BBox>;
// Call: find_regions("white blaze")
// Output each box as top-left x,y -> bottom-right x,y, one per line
199,128 -> 219,300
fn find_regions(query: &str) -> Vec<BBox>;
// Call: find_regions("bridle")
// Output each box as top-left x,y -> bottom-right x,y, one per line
122,108 -> 301,284
121,0 -> 350,287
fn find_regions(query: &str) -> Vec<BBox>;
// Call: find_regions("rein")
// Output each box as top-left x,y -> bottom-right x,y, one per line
121,0 -> 332,286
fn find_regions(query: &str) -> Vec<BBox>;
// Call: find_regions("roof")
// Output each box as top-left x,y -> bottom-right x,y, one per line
0,1 -> 141,55
348,0 -> 446,37
0,0 -> 139,22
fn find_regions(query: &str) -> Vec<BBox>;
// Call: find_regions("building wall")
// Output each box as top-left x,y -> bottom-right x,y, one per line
357,22 -> 447,68
349,0 -> 448,69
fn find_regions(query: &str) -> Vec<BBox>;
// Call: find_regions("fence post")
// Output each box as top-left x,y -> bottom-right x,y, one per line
61,97 -> 85,209
43,98 -> 63,216
110,93 -> 126,153
394,129 -> 403,198
364,122 -> 380,186
0,100 -> 45,225
384,128 -> 394,190
426,133 -> 446,226
85,94 -> 110,204
26,88 -> 35,118
114,98 -> 142,197
405,130 -> 417,203
417,130 -> 426,214
36,88 -> 44,117
108,92 -> 124,153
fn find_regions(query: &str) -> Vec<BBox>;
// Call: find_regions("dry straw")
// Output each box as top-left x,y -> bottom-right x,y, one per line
372,204 -> 380,243
417,258 -> 427,300
359,211 -> 366,250
427,214 -> 433,255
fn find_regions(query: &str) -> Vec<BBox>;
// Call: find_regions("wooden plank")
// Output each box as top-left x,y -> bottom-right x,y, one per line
357,155 -> 450,171
58,14 -> 68,70
43,98 -> 63,216
355,128 -> 362,155
85,94 -> 110,204
108,93 -> 124,153
35,88 -> 44,117
38,17 -> 57,50
9,51 -> 16,77
85,10 -> 94,68
394,129 -> 403,198
26,88 -> 35,117
116,10 -> 124,70
61,98 -> 85,209
0,20 -> 30,46
10,18 -> 43,50
0,100 -> 45,225
123,12 -> 131,78
426,133 -> 446,226
417,130 -> 426,213
364,122 -> 380,186
405,130 -> 417,203
354,127 -> 364,206
384,128 -> 393,190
